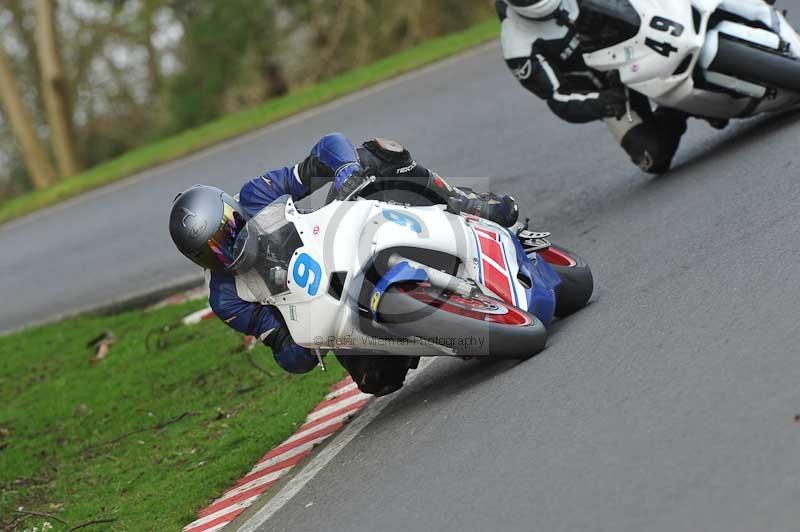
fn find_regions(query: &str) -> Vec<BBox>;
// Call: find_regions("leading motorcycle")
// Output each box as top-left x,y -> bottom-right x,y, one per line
580,0 -> 800,119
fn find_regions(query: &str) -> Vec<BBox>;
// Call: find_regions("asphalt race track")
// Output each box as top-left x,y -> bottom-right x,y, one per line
4,7 -> 800,530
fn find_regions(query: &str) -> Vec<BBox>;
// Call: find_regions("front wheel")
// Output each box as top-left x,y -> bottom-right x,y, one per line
713,35 -> 800,94
537,245 -> 594,318
376,284 -> 547,360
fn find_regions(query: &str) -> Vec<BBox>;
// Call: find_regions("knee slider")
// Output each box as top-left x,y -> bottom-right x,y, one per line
274,344 -> 318,374
621,124 -> 675,172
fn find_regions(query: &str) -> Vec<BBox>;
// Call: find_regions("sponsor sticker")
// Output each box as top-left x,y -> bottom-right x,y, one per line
513,59 -> 532,81
370,292 -> 382,313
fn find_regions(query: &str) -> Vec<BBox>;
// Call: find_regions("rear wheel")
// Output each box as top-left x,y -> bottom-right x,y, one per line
537,245 -> 594,318
376,284 -> 547,359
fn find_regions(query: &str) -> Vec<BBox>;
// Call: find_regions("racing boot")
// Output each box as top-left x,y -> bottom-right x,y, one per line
446,186 -> 520,227
621,108 -> 688,174
336,353 -> 417,397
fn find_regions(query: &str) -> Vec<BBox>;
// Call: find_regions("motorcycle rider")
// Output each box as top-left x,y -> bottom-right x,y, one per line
169,133 -> 519,396
496,0 -> 791,173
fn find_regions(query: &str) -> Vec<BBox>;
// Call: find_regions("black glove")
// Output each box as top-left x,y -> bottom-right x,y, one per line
598,88 -> 628,119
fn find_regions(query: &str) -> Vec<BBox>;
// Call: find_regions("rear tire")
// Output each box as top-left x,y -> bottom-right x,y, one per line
377,284 -> 547,360
537,245 -> 594,318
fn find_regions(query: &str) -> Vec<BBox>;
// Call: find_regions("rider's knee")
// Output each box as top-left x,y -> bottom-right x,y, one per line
620,123 -> 683,174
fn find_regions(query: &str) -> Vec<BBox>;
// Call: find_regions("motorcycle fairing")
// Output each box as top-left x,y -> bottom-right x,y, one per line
582,0 -> 800,117
238,197 -> 562,350
368,261 -> 429,320
506,228 -> 561,327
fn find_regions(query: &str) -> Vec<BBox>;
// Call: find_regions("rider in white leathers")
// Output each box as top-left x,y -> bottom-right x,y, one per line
497,0 -> 798,173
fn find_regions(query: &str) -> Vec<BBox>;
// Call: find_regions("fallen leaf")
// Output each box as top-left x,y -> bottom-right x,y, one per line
88,331 -> 118,366
87,330 -> 117,349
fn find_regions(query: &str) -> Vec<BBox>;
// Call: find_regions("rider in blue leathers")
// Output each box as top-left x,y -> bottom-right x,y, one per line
170,133 -> 519,395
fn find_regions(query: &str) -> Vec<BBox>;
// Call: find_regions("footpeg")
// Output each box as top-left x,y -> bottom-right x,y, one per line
518,230 -> 551,252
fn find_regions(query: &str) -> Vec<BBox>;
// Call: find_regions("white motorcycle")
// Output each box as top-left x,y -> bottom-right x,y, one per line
229,194 -> 593,364
580,0 -> 800,120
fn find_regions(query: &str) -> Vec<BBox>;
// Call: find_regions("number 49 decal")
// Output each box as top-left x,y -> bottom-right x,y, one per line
646,16 -> 684,58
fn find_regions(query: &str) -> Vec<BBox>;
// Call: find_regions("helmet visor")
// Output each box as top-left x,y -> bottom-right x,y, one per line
202,203 -> 242,270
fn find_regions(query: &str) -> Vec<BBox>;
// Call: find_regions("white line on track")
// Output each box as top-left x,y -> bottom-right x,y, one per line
236,358 -> 435,532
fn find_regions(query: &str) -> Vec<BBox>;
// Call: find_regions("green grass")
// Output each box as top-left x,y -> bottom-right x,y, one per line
0,300 -> 346,531
0,18 -> 500,226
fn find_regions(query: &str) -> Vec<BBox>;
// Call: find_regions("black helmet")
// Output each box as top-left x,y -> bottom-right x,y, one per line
169,185 -> 248,272
507,0 -> 563,20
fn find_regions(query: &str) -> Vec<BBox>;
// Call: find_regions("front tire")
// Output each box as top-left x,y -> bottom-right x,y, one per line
537,245 -> 594,318
713,35 -> 800,93
376,284 -> 547,360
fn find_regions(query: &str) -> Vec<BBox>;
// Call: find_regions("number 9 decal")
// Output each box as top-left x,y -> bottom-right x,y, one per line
650,16 -> 684,37
382,210 -> 422,233
293,253 -> 322,296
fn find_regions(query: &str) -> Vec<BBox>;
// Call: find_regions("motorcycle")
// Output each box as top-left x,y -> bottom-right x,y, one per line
228,189 -> 593,367
579,0 -> 800,120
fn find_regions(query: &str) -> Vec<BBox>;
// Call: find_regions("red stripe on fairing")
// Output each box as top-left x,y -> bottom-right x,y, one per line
482,260 -> 514,304
475,227 -> 498,240
186,507 -> 246,532
478,235 -> 504,265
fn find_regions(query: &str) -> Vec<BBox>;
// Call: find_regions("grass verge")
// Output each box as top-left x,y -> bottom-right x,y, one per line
0,300 -> 345,531
0,18 -> 499,226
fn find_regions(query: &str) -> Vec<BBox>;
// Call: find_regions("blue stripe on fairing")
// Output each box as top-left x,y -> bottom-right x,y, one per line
504,228 -> 559,327
370,261 -> 429,320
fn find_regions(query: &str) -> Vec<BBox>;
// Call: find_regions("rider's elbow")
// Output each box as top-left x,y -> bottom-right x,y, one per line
495,0 -> 508,21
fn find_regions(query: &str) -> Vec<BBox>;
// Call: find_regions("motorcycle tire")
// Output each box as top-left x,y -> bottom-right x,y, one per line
537,245 -> 594,318
712,35 -> 800,93
376,284 -> 547,360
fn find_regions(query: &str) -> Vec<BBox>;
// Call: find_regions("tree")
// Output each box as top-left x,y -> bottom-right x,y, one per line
35,0 -> 81,178
0,41 -> 57,189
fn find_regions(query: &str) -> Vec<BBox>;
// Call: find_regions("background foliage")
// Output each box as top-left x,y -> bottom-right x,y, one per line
0,0 -> 494,202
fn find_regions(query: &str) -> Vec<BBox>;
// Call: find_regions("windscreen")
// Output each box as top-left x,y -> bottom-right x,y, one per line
576,0 -> 641,53
232,195 -> 303,299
